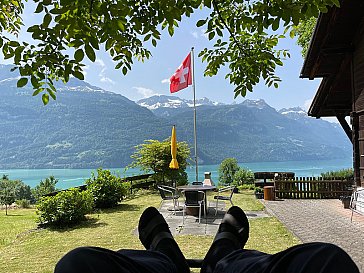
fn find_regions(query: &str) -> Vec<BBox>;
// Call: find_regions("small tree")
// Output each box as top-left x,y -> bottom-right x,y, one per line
218,158 -> 240,186
233,168 -> 255,186
130,139 -> 190,186
0,179 -> 17,215
32,176 -> 59,202
14,180 -> 35,203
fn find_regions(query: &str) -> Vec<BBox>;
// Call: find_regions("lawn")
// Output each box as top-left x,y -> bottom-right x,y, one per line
0,190 -> 299,273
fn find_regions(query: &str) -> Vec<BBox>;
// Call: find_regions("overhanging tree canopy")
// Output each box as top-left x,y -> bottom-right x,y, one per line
0,0 -> 339,104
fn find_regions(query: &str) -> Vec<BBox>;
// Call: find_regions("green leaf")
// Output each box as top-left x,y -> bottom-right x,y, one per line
204,0 -> 211,8
73,71 -> 84,80
17,77 -> 28,88
152,39 -> 157,47
42,93 -> 49,105
332,0 -> 340,7
32,88 -> 43,96
196,19 -> 206,27
122,67 -> 127,75
208,31 -> 215,40
43,14 -> 52,28
272,18 -> 279,31
117,21 -> 125,31
85,44 -> 96,62
35,3 -> 43,13
47,88 -> 57,100
144,34 -> 151,42
74,49 -> 84,62
168,25 -> 174,36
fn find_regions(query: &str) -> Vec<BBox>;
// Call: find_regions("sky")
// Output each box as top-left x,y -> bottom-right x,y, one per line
3,4 -> 322,112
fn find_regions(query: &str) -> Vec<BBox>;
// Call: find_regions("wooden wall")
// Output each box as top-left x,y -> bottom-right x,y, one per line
353,19 -> 364,186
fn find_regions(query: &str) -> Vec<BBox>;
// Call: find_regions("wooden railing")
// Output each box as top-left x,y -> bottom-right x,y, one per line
274,177 -> 353,199
44,173 -> 155,196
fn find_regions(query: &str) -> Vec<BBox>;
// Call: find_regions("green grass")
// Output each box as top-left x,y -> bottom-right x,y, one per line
0,190 -> 299,273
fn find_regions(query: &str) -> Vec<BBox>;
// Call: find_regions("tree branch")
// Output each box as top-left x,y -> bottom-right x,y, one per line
212,0 -> 246,56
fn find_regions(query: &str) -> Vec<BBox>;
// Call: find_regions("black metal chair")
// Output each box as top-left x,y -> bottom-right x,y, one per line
192,181 -> 203,185
182,190 -> 205,224
213,186 -> 235,215
157,185 -> 180,214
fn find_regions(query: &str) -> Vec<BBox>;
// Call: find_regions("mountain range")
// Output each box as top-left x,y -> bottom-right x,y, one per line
0,65 -> 351,168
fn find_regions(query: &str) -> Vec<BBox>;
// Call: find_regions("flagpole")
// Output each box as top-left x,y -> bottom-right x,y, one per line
191,47 -> 198,182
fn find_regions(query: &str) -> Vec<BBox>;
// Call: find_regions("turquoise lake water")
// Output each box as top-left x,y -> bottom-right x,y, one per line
0,158 -> 353,189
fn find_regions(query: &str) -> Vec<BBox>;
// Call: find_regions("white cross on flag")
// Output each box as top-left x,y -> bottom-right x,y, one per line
170,53 -> 192,93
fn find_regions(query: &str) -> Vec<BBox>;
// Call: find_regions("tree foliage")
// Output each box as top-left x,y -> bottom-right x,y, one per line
85,168 -> 129,208
233,168 -> 254,186
130,139 -> 190,186
0,0 -> 340,104
36,188 -> 94,227
295,17 -> 317,57
218,157 -> 239,185
32,175 -> 59,202
0,178 -> 17,215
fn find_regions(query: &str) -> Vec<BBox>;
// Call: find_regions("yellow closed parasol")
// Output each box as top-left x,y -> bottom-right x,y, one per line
169,125 -> 179,169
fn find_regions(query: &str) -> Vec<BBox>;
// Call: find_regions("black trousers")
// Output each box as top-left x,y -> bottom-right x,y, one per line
55,242 -> 359,273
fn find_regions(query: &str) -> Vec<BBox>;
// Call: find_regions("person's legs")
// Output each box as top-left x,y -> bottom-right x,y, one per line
201,206 -> 250,273
138,206 -> 190,273
202,206 -> 359,273
55,206 -> 189,273
55,247 -> 177,273
213,242 -> 359,273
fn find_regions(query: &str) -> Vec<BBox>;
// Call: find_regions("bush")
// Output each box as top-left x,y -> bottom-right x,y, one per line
321,168 -> 354,179
36,188 -> 94,227
15,199 -> 31,208
233,168 -> 255,186
86,168 -> 129,208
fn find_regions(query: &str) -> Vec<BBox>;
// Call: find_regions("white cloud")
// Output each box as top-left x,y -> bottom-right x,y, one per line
133,86 -> 159,98
303,99 -> 312,111
201,28 -> 208,39
95,60 -> 114,84
191,31 -> 198,39
161,78 -> 170,84
100,77 -> 115,84
95,59 -> 105,67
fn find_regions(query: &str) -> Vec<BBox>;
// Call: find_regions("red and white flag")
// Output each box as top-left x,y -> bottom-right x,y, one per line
170,53 -> 192,93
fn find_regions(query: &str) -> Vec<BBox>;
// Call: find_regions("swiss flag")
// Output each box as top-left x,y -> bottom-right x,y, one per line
170,53 -> 192,93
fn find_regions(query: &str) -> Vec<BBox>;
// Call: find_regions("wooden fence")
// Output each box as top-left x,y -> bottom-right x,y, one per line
274,177 -> 353,199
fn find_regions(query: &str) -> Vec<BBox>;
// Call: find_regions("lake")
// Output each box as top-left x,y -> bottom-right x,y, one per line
0,158 -> 353,189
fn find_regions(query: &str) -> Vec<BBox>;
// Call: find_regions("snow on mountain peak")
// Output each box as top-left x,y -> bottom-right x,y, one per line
137,95 -> 222,110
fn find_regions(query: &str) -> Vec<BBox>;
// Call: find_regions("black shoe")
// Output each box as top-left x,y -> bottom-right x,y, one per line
138,207 -> 190,273
215,206 -> 249,248
201,206 -> 249,273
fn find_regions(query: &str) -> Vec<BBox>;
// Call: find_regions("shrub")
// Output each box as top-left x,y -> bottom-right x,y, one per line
15,199 -> 31,208
86,168 -> 129,208
36,188 -> 94,227
233,168 -> 255,186
321,168 -> 354,179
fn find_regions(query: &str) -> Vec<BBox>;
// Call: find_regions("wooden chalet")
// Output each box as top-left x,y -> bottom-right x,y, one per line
300,0 -> 364,186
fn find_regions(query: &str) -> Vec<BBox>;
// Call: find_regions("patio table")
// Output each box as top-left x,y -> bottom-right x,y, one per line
177,184 -> 216,216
